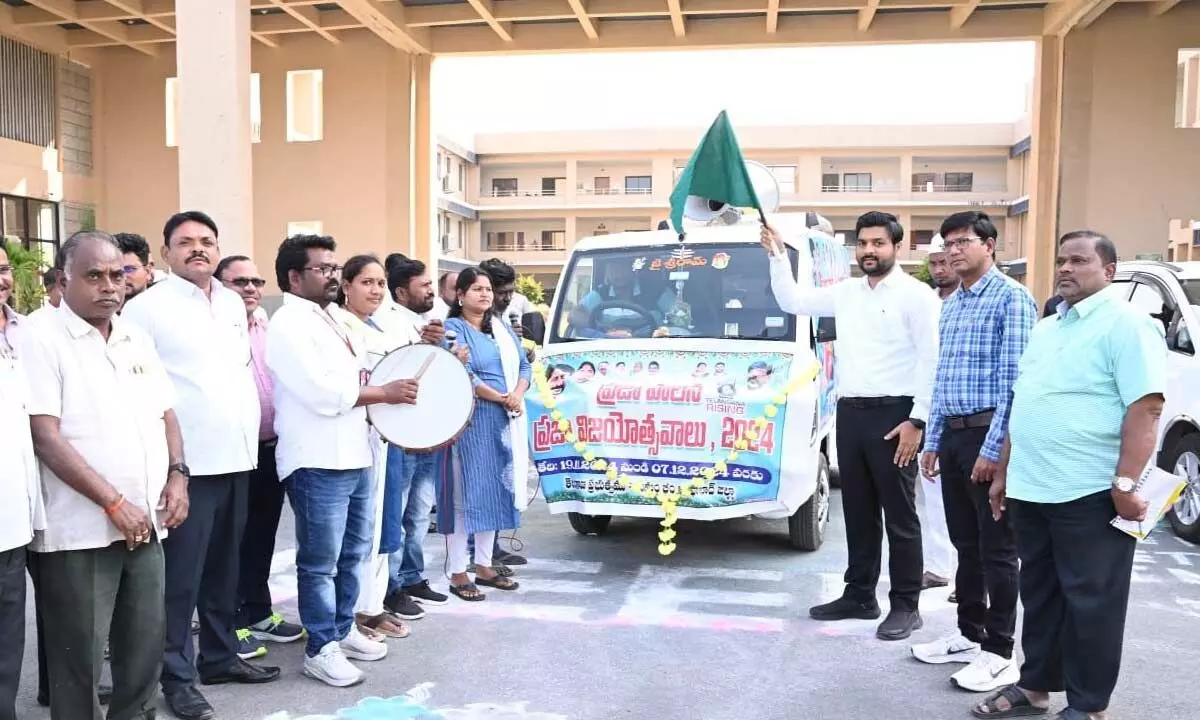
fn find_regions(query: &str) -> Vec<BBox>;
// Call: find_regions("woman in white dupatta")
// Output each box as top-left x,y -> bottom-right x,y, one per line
333,254 -> 409,640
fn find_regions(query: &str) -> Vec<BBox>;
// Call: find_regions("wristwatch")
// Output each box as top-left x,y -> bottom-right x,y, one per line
1112,476 -> 1136,493
908,418 -> 926,431
168,462 -> 191,479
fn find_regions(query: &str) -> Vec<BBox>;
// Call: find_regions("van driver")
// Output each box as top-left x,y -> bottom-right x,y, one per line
567,262 -> 673,337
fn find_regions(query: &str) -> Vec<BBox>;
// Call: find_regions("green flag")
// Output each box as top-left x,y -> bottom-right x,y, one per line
668,110 -> 763,239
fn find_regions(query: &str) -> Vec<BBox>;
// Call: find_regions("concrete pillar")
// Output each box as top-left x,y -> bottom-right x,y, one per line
175,0 -> 253,255
1026,35 -> 1064,305
650,157 -> 674,203
382,51 -> 413,261
565,215 -> 578,249
898,212 -> 914,262
899,154 -> 913,200
410,54 -> 434,265
565,159 -> 578,204
798,153 -> 822,200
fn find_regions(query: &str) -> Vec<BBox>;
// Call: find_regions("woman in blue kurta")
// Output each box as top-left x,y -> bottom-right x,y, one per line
435,268 -> 530,601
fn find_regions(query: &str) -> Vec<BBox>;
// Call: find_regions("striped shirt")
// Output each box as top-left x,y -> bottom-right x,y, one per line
925,265 -> 1037,461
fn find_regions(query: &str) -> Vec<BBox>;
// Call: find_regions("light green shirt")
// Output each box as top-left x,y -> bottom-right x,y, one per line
1006,285 -> 1167,504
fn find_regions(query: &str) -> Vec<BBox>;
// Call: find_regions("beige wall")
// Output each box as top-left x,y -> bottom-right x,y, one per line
1058,4 -> 1200,258
0,138 -> 60,200
93,34 -> 414,277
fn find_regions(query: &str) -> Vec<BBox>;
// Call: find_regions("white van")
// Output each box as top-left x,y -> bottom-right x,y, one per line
1111,260 -> 1200,544
525,213 -> 847,550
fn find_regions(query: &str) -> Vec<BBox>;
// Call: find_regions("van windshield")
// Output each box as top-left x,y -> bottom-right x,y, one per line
550,243 -> 799,343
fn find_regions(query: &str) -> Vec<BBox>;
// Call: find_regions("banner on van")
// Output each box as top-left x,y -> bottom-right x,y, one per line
529,349 -> 792,509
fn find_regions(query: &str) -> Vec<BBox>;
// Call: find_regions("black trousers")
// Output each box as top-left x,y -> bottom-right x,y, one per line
939,425 -> 1019,658
39,539 -> 164,720
1011,492 -> 1136,713
835,398 -> 923,612
0,548 -> 25,720
162,471 -> 248,692
25,549 -> 48,704
237,442 -> 286,627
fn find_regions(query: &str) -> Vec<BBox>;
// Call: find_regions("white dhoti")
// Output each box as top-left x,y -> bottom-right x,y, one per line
916,471 -> 956,580
355,428 -> 391,615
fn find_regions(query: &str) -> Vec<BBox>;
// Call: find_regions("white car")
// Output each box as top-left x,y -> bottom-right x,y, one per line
1112,260 -> 1200,544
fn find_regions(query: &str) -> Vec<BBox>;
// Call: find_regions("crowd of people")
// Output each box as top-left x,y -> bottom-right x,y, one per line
0,205 -> 1166,720
763,210 -> 1164,720
0,215 -> 538,720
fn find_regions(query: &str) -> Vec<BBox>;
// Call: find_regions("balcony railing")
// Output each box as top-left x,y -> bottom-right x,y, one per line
579,187 -> 653,196
483,188 -> 560,198
484,235 -> 567,252
820,182 -> 1007,193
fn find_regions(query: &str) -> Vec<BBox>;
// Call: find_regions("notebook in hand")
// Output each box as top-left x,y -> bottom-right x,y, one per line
1110,466 -> 1188,540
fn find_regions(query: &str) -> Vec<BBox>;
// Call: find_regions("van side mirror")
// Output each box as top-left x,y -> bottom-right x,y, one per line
521,311 -> 546,345
1168,325 -> 1194,354
815,316 -> 836,343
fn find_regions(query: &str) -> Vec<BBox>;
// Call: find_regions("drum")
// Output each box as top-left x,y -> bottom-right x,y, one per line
366,343 -> 475,452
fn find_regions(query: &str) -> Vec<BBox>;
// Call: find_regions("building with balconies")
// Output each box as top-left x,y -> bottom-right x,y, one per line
438,121 -> 1035,292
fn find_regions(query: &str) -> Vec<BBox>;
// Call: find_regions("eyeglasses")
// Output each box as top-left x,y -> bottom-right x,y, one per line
304,264 -> 342,278
944,236 -> 985,250
122,264 -> 146,275
0,265 -> 11,276
228,277 -> 266,289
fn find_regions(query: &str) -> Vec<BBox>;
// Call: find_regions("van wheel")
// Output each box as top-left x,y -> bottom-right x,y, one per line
568,513 -> 612,536
789,453 -> 830,551
1165,434 -> 1200,544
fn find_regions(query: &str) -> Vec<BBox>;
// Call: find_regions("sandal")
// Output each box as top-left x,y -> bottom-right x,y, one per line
972,686 -> 1049,719
474,572 -> 519,591
468,563 -> 514,577
354,621 -> 387,643
450,582 -> 485,602
357,612 -> 409,639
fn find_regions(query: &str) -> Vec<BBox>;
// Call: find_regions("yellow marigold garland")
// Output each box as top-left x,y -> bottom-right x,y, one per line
531,361 -> 822,556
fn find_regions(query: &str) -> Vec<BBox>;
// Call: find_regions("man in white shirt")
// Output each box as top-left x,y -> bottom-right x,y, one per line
267,233 -> 420,688
434,270 -> 458,319
373,257 -> 450,620
27,268 -> 63,321
22,231 -> 188,720
123,211 -> 279,720
762,211 -> 940,641
0,240 -> 42,720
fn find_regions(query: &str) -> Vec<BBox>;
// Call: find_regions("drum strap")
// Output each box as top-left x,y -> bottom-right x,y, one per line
313,307 -> 358,359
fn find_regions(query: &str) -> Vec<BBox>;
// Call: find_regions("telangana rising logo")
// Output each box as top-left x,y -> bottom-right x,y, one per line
594,382 -> 704,407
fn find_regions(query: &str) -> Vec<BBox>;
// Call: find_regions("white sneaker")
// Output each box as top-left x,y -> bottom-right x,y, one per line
951,651 -> 1019,692
911,632 -> 982,664
303,642 -> 365,687
340,626 -> 388,662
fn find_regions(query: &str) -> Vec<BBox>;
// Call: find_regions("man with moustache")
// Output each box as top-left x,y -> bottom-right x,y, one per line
763,211 -> 940,640
216,256 -> 306,661
21,231 -> 187,720
267,234 -> 422,687
123,212 -> 278,720
373,257 -> 450,619
913,211 -> 1036,693
918,234 -> 959,597
114,232 -> 156,306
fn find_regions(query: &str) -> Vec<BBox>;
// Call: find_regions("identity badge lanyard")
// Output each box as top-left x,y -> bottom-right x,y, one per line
313,308 -> 370,387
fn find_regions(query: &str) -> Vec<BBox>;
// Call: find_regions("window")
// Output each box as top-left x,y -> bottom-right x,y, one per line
491,178 -> 518,197
540,230 -> 566,250
593,176 -> 611,194
287,220 -> 323,237
1176,49 -> 1199,129
0,36 -> 55,147
458,164 -> 466,192
485,231 -> 523,250
842,173 -> 872,192
944,172 -> 974,192
768,165 -> 796,194
1,193 -> 60,269
821,173 -> 840,191
541,177 -> 564,196
624,175 -> 652,195
551,243 -> 799,342
1128,281 -> 1172,335
911,173 -> 936,192
910,229 -> 934,250
167,74 -> 261,147
286,69 -> 323,142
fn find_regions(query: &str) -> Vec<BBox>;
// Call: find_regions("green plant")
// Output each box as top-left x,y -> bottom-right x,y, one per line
913,256 -> 932,286
515,274 -> 545,304
2,240 -> 48,314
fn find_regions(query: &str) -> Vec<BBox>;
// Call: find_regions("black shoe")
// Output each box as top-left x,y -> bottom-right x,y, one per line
99,682 -> 112,705
948,590 -> 958,603
493,549 -> 527,565
199,657 -> 282,685
403,579 -> 449,606
165,685 -> 215,720
384,589 -> 426,620
809,595 -> 881,621
876,609 -> 923,641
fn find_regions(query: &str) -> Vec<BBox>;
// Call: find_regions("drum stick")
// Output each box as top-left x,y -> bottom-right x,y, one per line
414,352 -> 436,381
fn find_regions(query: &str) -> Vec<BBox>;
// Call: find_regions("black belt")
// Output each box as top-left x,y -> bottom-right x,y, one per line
839,396 -> 912,409
946,410 -> 994,430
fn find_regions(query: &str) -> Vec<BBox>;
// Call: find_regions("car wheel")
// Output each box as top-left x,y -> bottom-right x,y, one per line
1165,434 -> 1200,544
567,512 -> 612,536
789,453 -> 830,551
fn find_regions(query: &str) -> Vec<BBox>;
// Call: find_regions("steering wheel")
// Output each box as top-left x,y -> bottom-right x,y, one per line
591,301 -> 658,337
